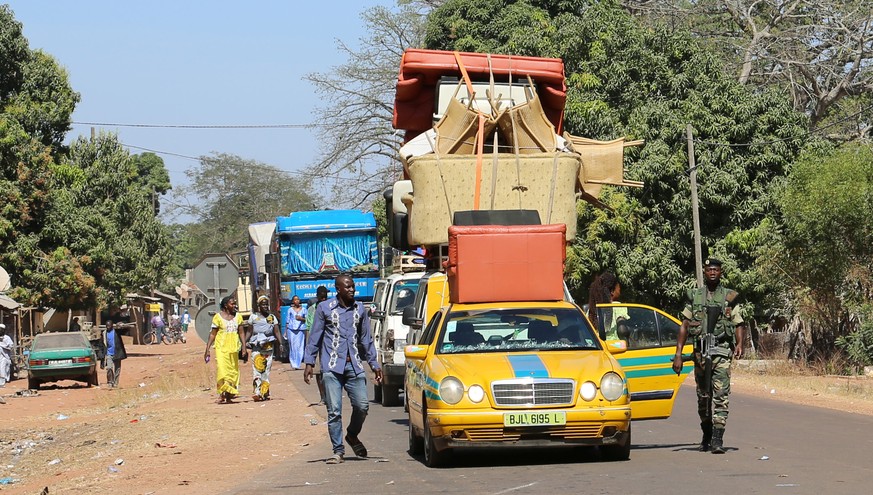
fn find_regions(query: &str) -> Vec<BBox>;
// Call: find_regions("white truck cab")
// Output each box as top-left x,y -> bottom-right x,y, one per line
370,256 -> 426,406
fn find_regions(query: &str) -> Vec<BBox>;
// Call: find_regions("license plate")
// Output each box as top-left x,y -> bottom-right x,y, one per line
503,411 -> 566,427
51,359 -> 73,365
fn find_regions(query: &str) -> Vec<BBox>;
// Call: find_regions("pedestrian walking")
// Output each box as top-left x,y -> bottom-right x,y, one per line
285,295 -> 307,369
304,275 -> 382,464
204,295 -> 248,404
672,258 -> 746,454
104,320 -> 127,388
305,286 -> 329,405
247,295 -> 283,401
0,324 -> 12,387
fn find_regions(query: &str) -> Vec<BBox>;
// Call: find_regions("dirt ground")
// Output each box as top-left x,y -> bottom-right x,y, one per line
0,331 -> 325,495
2,335 -> 873,495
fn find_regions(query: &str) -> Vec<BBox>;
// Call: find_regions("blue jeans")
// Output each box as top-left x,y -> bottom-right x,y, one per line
322,360 -> 369,455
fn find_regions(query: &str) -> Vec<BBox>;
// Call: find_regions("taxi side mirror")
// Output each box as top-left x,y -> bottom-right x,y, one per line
604,339 -> 627,355
404,345 -> 428,360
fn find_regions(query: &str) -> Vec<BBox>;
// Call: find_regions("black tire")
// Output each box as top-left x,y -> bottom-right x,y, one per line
601,424 -> 631,462
142,331 -> 156,345
381,384 -> 402,407
373,383 -> 383,403
423,406 -> 448,467
408,412 -> 424,455
88,371 -> 99,387
27,376 -> 39,390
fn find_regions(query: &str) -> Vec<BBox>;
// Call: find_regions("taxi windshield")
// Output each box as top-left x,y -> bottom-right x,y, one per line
437,307 -> 600,354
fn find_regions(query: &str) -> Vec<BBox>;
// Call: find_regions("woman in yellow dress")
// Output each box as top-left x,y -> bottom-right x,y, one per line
203,295 -> 249,403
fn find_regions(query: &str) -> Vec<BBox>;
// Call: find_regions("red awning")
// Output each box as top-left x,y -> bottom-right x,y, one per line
393,49 -> 566,141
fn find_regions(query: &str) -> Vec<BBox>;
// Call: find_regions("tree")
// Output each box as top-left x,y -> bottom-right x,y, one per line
129,152 -> 172,214
304,3 -> 430,208
0,5 -> 28,101
1,6 -> 83,307
624,0 -> 873,140
179,153 -> 321,258
763,143 -> 873,357
425,0 -> 809,314
42,134 -> 175,308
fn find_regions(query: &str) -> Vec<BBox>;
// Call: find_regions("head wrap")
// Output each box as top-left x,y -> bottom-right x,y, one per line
220,294 -> 235,310
257,295 -> 270,304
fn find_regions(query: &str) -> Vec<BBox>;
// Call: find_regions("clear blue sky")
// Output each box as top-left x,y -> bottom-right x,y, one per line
4,0 -> 392,222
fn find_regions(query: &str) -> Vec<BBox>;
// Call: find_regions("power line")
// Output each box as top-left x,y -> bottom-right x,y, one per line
118,141 -> 369,184
122,143 -> 201,161
73,121 -> 316,129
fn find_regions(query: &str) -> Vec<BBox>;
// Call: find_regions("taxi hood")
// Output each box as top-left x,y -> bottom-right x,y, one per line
434,349 -> 621,383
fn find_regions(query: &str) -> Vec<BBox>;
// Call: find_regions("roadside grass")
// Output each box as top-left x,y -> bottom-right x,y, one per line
733,356 -> 873,413
97,354 -> 214,411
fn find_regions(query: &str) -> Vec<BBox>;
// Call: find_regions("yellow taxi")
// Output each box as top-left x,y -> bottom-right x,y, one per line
404,300 -> 633,467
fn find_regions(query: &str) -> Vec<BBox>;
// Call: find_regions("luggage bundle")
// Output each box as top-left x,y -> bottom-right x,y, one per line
387,49 -> 643,248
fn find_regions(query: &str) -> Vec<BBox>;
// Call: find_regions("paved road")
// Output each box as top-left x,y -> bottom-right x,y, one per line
227,374 -> 873,495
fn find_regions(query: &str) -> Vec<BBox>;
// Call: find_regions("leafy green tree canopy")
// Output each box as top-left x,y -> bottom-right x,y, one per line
425,0 -> 809,314
41,135 -> 175,308
1,6 -> 83,307
766,143 -> 873,352
178,153 -> 322,259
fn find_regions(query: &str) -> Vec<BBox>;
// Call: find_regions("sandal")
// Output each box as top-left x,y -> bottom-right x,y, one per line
345,435 -> 368,458
326,453 -> 344,464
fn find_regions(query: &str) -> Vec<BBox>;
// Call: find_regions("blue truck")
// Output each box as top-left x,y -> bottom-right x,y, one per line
248,210 -> 380,359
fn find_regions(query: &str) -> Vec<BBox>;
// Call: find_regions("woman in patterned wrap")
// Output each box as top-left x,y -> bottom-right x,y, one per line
248,295 -> 284,401
204,295 -> 248,404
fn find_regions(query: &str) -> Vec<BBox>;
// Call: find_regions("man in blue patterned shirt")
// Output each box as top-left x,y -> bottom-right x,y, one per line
304,275 -> 383,464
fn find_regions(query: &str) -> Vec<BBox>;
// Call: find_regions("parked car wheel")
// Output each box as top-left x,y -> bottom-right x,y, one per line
88,371 -> 99,387
600,424 -> 631,461
408,412 -> 423,455
423,406 -> 448,467
27,376 -> 40,390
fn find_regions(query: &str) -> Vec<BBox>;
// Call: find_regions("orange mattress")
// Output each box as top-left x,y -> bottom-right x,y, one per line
393,49 -> 566,141
446,224 -> 566,304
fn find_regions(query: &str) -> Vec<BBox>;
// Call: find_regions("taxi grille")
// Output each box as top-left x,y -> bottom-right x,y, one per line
491,379 -> 575,407
463,424 -> 603,442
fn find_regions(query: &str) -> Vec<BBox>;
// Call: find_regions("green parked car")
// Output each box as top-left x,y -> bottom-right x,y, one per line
27,332 -> 98,390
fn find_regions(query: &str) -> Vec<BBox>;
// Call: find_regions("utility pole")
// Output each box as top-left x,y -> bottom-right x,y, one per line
687,124 -> 703,287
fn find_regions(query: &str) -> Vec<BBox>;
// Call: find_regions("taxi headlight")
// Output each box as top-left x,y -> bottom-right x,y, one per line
600,372 -> 625,401
580,381 -> 598,401
468,384 -> 485,403
439,377 -> 465,405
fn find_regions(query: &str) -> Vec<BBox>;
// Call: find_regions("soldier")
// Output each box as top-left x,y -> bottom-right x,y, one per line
672,258 -> 746,454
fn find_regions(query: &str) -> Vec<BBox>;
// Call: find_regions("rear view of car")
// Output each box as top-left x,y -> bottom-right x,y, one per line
27,332 -> 98,389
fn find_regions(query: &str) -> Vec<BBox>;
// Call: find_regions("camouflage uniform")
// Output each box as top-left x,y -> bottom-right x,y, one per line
682,285 -> 743,431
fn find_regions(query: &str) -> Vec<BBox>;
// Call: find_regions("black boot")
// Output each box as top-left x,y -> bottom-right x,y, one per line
699,422 -> 712,452
711,428 -> 725,454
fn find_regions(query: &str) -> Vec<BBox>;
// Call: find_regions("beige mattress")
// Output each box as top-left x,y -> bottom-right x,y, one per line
402,152 -> 580,245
